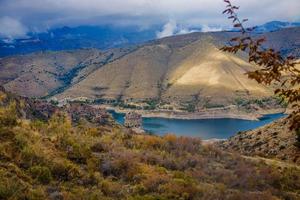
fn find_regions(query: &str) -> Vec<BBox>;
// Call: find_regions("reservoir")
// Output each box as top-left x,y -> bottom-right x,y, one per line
109,111 -> 285,139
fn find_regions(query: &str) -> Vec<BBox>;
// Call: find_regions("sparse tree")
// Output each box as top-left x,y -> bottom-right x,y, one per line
221,0 -> 300,146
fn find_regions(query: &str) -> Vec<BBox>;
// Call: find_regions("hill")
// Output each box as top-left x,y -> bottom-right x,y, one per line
0,28 -> 299,115
58,35 -> 271,107
218,117 -> 300,164
56,28 -> 300,112
0,48 -> 135,97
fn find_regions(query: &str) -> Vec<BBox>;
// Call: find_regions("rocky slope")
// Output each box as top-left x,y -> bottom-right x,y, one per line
218,118 -> 300,164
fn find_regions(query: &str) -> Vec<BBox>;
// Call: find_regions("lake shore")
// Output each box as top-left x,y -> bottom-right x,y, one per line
94,105 -> 285,121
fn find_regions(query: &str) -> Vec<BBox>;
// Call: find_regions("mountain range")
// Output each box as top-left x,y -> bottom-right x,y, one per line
1,27 -> 299,114
253,21 -> 300,33
1,21 -> 299,58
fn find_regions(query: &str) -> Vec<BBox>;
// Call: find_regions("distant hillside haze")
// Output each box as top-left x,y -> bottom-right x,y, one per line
252,21 -> 300,33
0,25 -> 158,57
0,21 -> 299,58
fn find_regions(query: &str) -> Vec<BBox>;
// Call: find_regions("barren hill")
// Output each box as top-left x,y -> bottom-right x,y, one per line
56,28 -> 300,110
0,48 -> 135,97
58,36 -> 272,106
0,28 -> 299,111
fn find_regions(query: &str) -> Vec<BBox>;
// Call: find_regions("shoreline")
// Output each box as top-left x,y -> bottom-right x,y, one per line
95,105 -> 285,121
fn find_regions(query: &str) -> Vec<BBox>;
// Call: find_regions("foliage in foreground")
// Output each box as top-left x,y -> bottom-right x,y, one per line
221,0 -> 300,140
0,98 -> 300,200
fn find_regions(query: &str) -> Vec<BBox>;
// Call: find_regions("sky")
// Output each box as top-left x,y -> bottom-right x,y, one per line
0,0 -> 299,39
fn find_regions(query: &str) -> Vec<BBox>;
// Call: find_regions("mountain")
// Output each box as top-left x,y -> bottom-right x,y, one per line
0,25 -> 158,57
2,21 -> 299,58
55,28 -> 300,110
253,21 -> 300,33
0,27 -> 299,113
58,34 -> 272,106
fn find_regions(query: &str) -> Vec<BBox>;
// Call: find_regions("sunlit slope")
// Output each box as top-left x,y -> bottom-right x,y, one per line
59,36 -> 272,105
162,38 -> 272,104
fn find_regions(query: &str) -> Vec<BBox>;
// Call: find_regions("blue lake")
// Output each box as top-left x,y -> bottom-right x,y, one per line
109,111 -> 285,139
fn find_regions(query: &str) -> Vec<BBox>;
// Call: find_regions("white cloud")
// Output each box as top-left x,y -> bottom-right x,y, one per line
201,25 -> 222,32
0,17 -> 28,39
156,20 -> 204,38
156,20 -> 177,38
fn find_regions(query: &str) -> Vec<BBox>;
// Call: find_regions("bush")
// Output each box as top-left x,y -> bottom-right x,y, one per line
128,194 -> 166,200
66,142 -> 91,164
158,178 -> 200,200
29,165 -> 52,184
0,170 -> 32,199
50,160 -> 81,181
20,146 -> 44,168
0,102 -> 18,128
295,129 -> 300,148
100,179 -> 123,197
185,103 -> 196,112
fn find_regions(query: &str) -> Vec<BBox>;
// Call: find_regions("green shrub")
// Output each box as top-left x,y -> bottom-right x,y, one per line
20,146 -> 44,168
26,187 -> 47,200
184,103 -> 196,112
0,171 -> 25,199
29,165 -> 52,184
0,102 -> 18,128
128,194 -> 167,200
50,160 -> 81,181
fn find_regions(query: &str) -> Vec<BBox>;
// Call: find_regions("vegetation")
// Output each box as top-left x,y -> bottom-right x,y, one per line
1,92 -> 300,200
222,0 -> 300,140
182,103 -> 196,112
234,97 -> 284,108
144,99 -> 159,110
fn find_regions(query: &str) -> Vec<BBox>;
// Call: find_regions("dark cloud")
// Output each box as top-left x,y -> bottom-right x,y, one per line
0,0 -> 299,39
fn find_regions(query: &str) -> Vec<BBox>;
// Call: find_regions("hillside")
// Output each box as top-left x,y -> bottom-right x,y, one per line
218,117 -> 300,164
0,28 -> 299,113
56,28 -> 300,112
58,36 -> 273,108
0,88 -> 300,200
0,48 -> 135,97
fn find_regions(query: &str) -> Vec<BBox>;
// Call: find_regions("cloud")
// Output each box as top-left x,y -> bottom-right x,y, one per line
156,20 -> 223,38
201,25 -> 222,32
156,20 -> 202,38
0,0 -> 299,39
156,20 -> 177,38
0,17 -> 28,40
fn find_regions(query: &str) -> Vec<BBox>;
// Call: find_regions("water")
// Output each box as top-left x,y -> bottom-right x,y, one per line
109,110 -> 285,139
